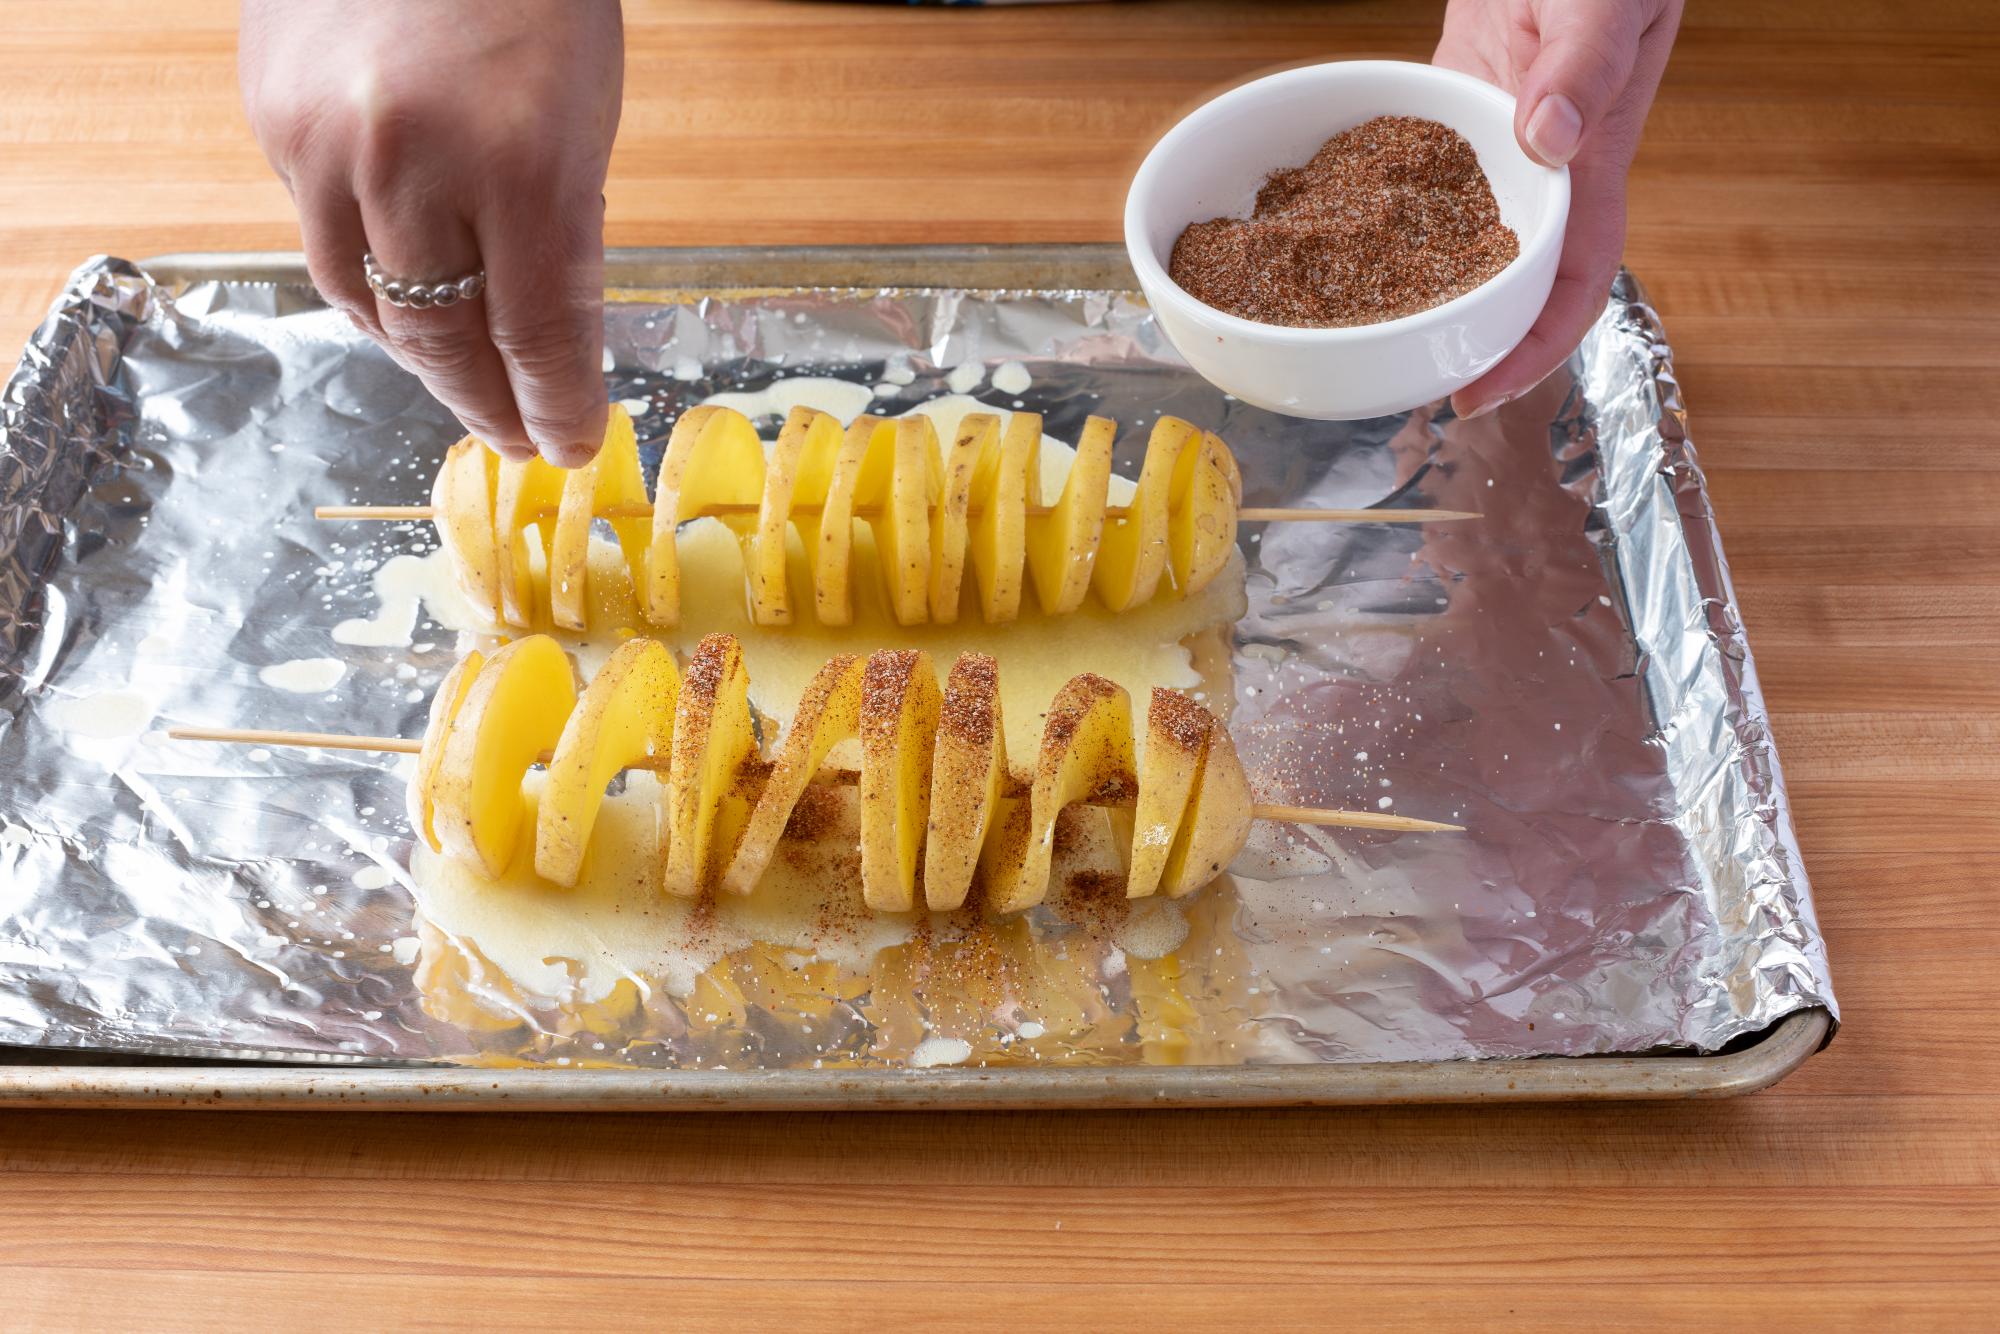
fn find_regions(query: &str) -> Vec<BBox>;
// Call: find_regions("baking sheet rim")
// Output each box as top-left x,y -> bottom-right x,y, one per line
0,1008 -> 1830,1109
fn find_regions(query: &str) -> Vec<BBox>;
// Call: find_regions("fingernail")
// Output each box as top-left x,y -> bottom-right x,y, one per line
1461,390 -> 1516,421
1524,93 -> 1583,166
539,442 -> 597,470
489,442 -> 535,463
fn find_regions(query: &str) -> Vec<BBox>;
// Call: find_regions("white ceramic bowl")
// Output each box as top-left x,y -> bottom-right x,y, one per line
1124,60 -> 1569,420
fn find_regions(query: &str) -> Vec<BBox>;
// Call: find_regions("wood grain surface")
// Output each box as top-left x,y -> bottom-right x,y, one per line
3,0 -> 1997,1327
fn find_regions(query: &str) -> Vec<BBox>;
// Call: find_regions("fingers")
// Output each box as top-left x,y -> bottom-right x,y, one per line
240,0 -> 621,471
1450,160 -> 1627,420
474,189 -> 608,468
1512,1 -> 1652,166
296,186 -> 383,341
360,199 -> 535,462
1437,0 -> 1684,417
1430,0 -> 1511,85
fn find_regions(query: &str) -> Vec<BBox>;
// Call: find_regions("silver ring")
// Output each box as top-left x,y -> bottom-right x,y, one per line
363,252 -> 486,310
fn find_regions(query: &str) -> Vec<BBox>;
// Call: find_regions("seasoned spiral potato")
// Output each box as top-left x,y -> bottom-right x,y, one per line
412,633 -> 1254,913
430,403 -> 1244,632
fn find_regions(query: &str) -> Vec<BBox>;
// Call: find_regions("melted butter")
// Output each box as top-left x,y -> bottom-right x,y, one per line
1113,896 -> 1192,960
908,1036 -> 973,1067
390,545 -> 494,639
409,773 -> 916,1006
41,689 -> 153,740
257,658 -> 346,693
701,376 -> 876,426
406,776 -> 1237,1065
991,361 -> 1033,396
332,554 -> 436,647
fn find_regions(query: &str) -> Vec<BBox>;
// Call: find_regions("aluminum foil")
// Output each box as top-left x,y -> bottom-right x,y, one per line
0,254 -> 1836,1068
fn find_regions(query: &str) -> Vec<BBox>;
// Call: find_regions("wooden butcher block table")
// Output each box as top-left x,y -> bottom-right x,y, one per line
1,1 -> 1994,1327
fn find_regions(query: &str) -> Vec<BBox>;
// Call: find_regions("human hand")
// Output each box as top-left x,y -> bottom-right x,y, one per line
1433,0 -> 1682,418
240,0 -> 624,465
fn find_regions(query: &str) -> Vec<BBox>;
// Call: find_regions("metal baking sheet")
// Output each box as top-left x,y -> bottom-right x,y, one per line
0,245 -> 1835,1107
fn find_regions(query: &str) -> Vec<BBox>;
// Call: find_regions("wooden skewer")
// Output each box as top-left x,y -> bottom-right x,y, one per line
166,726 -> 1466,835
1244,803 -> 1460,834
314,502 -> 1481,525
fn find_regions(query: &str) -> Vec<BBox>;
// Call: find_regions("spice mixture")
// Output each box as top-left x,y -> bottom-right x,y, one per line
1168,115 -> 1519,328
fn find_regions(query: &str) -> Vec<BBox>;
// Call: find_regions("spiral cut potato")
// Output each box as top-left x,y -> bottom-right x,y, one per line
430,402 -> 1244,633
411,632 -> 1255,914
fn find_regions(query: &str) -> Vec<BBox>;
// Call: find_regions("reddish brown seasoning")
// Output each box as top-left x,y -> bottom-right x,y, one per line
940,653 -> 999,749
1148,687 -> 1214,758
1168,115 -> 1519,328
781,781 -> 845,843
1040,674 -> 1119,755
679,633 -> 735,711
860,649 -> 924,746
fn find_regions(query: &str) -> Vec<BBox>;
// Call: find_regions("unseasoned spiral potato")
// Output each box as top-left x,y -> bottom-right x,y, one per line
430,403 -> 1243,632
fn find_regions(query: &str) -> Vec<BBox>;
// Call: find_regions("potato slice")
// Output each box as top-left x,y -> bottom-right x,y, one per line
408,647 -> 485,852
889,417 -> 941,626
922,652 -> 1006,911
431,635 -> 576,877
1167,430 -> 1242,597
990,673 -> 1136,915
1161,709 -> 1253,897
1094,416 -> 1199,613
846,417 -> 937,627
858,649 -> 941,912
813,415 -> 885,626
663,632 -> 758,897
1210,429 -> 1243,503
928,414 -> 996,624
750,408 -> 843,627
430,438 -> 501,625
534,637 -> 680,888
647,407 -> 767,628
493,455 -> 568,629
975,793 -> 1031,910
1121,687 -> 1210,899
966,412 -> 1037,624
1025,415 -> 1113,616
720,652 -> 865,897
548,404 -> 647,632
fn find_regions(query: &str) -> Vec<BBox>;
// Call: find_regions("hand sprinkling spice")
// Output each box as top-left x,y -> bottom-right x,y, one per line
1168,116 -> 1519,329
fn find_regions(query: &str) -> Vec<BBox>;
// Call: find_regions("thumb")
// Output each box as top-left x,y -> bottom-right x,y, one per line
1513,4 -> 1648,167
477,191 -> 610,468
